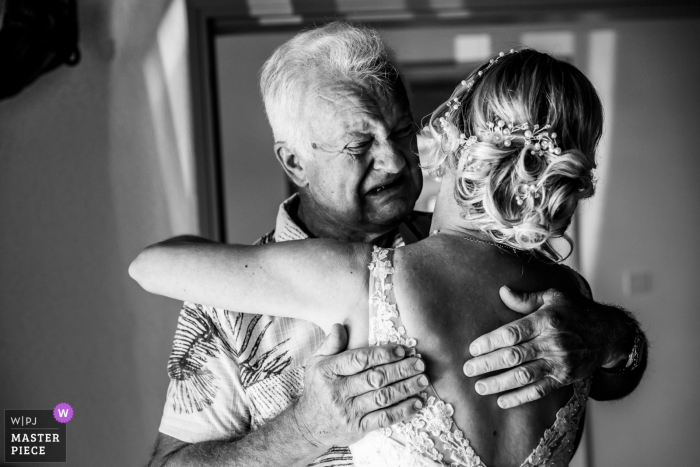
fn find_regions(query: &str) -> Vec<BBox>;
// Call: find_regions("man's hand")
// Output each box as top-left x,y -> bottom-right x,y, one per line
463,287 -> 638,409
150,324 -> 428,467
293,324 -> 428,448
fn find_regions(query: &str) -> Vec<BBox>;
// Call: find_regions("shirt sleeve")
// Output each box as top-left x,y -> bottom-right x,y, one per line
158,302 -> 252,443
562,265 -> 594,300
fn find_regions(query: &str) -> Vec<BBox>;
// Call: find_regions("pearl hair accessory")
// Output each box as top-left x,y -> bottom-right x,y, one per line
421,49 -> 519,177
439,118 -> 563,174
477,120 -> 561,156
434,49 -> 564,208
437,116 -> 566,206
515,182 -> 541,206
478,120 -> 563,206
443,49 -> 518,120
428,48 -> 574,209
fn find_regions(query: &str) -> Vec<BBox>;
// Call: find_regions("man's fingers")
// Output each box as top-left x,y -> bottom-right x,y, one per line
329,344 -> 408,377
496,376 -> 561,409
352,373 -> 429,414
469,315 -> 542,357
313,324 -> 348,358
499,286 -> 543,314
472,359 -> 552,396
464,341 -> 541,377
499,286 -> 561,315
344,357 -> 425,396
360,397 -> 423,432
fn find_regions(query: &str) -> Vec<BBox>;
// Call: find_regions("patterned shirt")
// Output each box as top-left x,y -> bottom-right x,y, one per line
158,194 -> 412,466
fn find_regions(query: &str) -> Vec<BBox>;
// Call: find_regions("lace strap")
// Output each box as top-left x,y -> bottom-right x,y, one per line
367,247 -> 485,466
368,246 -> 417,350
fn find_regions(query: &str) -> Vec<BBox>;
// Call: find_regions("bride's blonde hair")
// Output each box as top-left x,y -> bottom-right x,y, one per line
420,49 -> 603,261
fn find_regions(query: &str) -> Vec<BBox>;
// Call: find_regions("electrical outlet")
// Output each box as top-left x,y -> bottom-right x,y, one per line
624,271 -> 652,296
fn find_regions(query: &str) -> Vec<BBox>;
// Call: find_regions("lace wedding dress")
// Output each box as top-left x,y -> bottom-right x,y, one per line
349,247 -> 591,467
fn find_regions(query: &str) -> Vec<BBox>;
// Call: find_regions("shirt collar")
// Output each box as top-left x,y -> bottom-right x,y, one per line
274,194 -> 309,242
273,193 -> 405,248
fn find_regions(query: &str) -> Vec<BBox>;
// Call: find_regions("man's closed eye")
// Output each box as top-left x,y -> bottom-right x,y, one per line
347,140 -> 374,158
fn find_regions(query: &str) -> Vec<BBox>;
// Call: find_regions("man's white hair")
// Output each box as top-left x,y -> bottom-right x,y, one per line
260,21 -> 399,157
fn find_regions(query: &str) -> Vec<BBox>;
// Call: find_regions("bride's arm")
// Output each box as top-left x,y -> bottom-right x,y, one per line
129,236 -> 372,332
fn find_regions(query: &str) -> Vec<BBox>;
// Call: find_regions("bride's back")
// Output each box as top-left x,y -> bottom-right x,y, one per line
353,48 -> 602,466
391,235 -> 583,466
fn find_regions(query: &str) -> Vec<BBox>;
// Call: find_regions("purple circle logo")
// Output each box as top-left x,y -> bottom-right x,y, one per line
53,403 -> 73,423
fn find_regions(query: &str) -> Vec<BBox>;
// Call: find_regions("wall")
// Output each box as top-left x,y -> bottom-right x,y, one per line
579,19 -> 700,466
216,33 -> 293,244
0,0 -> 195,465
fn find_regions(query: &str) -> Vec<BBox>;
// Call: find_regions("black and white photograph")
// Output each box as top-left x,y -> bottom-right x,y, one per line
1,0 -> 698,466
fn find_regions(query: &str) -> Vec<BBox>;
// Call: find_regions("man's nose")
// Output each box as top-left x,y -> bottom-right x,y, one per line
372,140 -> 406,174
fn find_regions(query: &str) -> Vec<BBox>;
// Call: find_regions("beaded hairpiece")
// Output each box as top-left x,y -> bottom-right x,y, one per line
441,49 -> 519,121
432,49 -> 519,163
434,49 -> 568,205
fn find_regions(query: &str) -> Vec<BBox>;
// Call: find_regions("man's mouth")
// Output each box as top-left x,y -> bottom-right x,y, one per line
366,176 -> 404,195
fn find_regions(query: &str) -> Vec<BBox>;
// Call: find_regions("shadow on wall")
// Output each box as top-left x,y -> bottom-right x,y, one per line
580,19 -> 700,467
142,0 -> 197,235
0,0 -> 195,465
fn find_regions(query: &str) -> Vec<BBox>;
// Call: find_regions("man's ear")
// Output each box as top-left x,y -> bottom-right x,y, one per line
274,142 -> 309,188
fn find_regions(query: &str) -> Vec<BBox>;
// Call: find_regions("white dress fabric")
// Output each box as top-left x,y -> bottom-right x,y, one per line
350,247 -> 591,467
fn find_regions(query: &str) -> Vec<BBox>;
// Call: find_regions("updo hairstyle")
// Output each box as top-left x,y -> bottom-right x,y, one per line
421,49 -> 603,261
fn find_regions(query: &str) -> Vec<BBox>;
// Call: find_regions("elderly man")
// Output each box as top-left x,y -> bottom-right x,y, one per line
149,22 -> 646,467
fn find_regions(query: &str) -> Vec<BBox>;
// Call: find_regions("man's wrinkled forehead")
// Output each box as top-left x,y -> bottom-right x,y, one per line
304,80 -> 410,139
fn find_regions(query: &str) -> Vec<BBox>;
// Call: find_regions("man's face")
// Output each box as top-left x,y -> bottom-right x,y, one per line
298,79 -> 423,239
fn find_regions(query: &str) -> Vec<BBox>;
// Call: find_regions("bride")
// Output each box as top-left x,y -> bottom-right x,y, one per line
130,49 -> 601,467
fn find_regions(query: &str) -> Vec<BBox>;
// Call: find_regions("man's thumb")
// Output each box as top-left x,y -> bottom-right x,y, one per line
314,323 -> 348,357
500,286 -> 553,315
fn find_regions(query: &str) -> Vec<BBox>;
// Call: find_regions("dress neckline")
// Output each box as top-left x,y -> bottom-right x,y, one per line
430,229 -> 521,256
